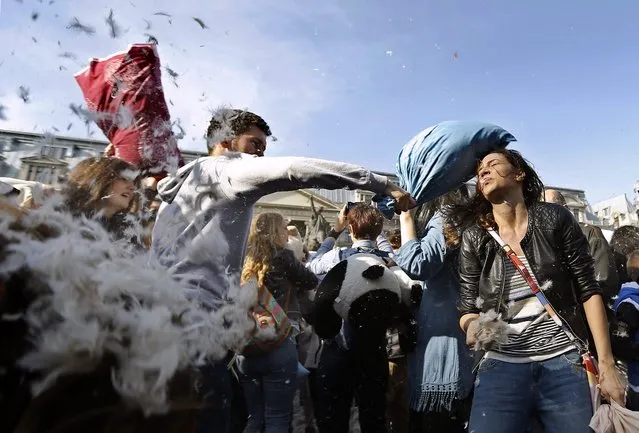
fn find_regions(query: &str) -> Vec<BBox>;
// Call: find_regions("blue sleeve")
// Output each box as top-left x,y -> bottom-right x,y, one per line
394,213 -> 447,281
306,238 -> 341,274
376,234 -> 394,254
314,237 -> 336,257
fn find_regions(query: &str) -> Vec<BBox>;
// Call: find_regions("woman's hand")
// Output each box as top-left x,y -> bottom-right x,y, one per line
104,142 -> 116,156
465,319 -> 479,347
248,311 -> 276,338
336,205 -> 348,232
460,314 -> 480,348
582,294 -> 626,403
253,311 -> 276,329
384,182 -> 416,213
598,360 -> 626,405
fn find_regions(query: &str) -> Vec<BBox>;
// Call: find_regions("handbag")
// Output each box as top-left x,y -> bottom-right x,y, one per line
243,284 -> 292,355
486,228 -> 601,412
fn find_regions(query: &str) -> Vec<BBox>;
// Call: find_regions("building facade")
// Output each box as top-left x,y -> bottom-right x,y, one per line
1,130 -> 108,187
545,185 -> 599,224
3,128 -> 612,233
592,194 -> 639,229
0,129 -> 398,237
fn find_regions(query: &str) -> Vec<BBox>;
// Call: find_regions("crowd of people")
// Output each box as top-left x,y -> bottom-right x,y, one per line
2,108 -> 639,433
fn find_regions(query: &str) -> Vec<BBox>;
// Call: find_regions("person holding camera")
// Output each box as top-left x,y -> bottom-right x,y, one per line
306,203 -> 396,433
306,202 -> 393,276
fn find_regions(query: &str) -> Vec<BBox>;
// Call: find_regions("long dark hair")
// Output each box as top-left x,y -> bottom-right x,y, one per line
444,149 -> 544,242
414,185 -> 472,249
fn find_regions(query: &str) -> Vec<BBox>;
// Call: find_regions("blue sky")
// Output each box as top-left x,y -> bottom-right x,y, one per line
0,0 -> 638,205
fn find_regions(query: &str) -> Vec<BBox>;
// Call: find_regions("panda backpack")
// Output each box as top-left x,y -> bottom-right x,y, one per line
312,253 -> 421,356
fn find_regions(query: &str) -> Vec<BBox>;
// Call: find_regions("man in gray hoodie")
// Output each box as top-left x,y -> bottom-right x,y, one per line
150,108 -> 413,433
151,109 -> 412,310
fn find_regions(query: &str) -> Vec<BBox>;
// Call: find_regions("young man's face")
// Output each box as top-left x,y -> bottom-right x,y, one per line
231,125 -> 268,157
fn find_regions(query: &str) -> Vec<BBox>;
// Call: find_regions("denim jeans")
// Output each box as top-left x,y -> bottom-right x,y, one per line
237,338 -> 298,433
469,350 -> 593,433
314,340 -> 389,433
195,360 -> 234,433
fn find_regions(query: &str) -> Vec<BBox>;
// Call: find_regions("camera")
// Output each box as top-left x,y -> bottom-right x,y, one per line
345,201 -> 358,215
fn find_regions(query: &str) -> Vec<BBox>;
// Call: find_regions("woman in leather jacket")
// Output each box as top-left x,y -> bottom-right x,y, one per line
448,149 -> 624,433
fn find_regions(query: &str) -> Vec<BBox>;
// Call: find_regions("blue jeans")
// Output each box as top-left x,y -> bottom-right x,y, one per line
238,338 -> 298,433
469,350 -> 593,433
195,361 -> 233,433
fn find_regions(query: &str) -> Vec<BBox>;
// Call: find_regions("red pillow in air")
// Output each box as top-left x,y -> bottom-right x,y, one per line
75,43 -> 183,179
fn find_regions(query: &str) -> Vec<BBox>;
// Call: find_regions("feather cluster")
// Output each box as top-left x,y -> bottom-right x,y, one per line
472,309 -> 510,351
0,197 -> 259,416
206,106 -> 241,146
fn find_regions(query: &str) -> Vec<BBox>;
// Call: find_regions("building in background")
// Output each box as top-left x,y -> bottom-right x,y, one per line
0,129 -> 397,237
634,180 -> 639,220
0,129 -> 205,187
1,129 -> 108,187
592,194 -> 639,229
544,185 -> 599,224
7,128 -> 626,234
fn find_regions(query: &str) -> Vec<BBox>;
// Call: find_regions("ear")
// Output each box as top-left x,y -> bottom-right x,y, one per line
217,140 -> 233,150
362,265 -> 385,280
515,171 -> 525,181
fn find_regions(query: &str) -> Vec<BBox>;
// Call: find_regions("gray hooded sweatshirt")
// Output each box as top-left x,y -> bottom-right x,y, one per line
150,152 -> 389,310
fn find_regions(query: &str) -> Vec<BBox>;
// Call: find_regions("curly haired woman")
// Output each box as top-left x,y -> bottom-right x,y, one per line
63,156 -> 140,240
240,212 -> 318,433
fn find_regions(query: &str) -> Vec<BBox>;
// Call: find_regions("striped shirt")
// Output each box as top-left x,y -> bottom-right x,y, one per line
487,256 -> 574,362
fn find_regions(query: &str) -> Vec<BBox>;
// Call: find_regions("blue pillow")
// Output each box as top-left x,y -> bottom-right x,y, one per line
374,121 -> 516,218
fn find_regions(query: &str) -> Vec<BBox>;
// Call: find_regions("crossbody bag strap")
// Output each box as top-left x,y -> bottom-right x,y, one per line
486,228 -> 586,352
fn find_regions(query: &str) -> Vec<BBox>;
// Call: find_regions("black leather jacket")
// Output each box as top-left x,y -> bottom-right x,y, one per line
264,247 -> 319,322
580,223 -> 618,318
458,202 -> 603,347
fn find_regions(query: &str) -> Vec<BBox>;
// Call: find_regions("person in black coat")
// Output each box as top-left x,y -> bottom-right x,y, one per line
544,189 -> 619,319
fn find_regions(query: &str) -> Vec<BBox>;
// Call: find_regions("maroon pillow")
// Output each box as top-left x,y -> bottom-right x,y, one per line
75,44 -> 183,179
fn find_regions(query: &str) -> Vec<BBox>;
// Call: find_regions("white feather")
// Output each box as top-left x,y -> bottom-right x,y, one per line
1,195 -> 255,415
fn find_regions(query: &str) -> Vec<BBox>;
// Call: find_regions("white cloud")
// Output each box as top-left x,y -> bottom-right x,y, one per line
0,0 -> 344,155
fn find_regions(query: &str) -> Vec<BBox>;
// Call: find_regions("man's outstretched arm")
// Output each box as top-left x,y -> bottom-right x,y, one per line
207,154 -> 413,209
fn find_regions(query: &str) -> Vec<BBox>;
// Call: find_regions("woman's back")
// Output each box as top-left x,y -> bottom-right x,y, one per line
264,247 -> 318,322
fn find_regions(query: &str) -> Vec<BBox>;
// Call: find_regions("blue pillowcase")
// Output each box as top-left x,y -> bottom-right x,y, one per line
374,121 -> 516,218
